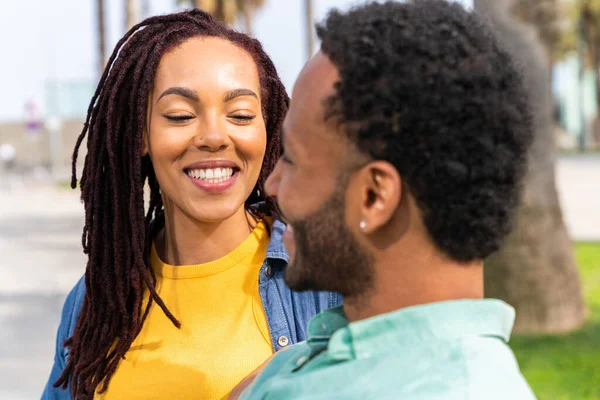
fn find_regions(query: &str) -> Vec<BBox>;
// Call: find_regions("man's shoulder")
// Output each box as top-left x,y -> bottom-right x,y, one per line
460,336 -> 537,399
397,336 -> 535,399
339,339 -> 535,400
394,336 -> 535,399
241,335 -> 535,400
240,343 -> 311,399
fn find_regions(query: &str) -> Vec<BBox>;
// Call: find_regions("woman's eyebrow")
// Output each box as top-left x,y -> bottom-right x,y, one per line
223,88 -> 258,102
158,86 -> 200,102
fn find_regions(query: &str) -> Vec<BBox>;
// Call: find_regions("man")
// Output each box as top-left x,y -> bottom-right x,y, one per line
237,0 -> 536,398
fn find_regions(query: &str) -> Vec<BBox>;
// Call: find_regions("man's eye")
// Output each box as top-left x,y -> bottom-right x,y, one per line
281,153 -> 293,164
165,115 -> 193,122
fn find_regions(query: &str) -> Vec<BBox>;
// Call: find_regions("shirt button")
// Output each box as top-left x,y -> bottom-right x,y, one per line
265,265 -> 272,277
277,335 -> 289,347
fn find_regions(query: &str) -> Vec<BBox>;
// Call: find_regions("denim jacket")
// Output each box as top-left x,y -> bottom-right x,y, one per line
41,219 -> 342,399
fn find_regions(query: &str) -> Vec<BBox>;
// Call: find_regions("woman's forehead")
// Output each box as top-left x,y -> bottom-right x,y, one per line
154,37 -> 260,92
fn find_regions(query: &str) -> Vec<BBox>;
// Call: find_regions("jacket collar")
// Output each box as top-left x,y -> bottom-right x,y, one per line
266,218 -> 289,263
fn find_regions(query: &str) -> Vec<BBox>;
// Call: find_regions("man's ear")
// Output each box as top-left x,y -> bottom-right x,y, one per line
356,161 -> 401,233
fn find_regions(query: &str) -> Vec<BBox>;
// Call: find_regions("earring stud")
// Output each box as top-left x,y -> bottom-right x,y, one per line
360,220 -> 367,230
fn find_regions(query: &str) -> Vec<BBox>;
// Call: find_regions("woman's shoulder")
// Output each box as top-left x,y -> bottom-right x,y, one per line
57,276 -> 86,339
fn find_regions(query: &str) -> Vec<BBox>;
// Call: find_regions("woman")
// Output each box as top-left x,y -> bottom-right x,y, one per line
42,10 -> 341,400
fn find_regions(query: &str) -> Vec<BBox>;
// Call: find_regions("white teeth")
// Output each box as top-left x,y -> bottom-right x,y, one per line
187,167 -> 235,182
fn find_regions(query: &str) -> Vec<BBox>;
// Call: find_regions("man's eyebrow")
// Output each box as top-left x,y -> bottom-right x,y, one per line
223,88 -> 258,103
158,87 -> 200,102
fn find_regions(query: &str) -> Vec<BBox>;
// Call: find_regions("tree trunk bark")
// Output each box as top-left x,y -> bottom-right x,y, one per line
475,0 -> 586,334
242,6 -> 255,35
126,0 -> 136,31
97,0 -> 106,76
304,0 -> 315,60
195,0 -> 231,23
583,9 -> 598,94
583,7 -> 600,145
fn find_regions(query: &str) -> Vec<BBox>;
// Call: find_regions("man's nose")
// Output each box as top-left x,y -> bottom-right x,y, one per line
265,159 -> 282,199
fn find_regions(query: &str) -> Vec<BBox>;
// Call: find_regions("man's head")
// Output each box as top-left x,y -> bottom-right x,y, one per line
265,0 -> 532,299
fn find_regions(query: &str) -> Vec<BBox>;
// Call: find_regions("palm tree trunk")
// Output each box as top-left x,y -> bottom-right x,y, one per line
304,0 -> 315,60
195,0 -> 227,22
97,0 -> 106,75
190,0 -> 262,28
582,3 -> 600,148
475,0 -> 586,334
242,6 -> 255,35
126,0 -> 137,31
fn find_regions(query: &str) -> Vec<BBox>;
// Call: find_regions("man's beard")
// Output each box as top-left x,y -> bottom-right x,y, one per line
284,183 -> 374,299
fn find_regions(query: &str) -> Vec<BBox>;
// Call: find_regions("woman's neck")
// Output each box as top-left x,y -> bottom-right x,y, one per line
155,203 -> 258,266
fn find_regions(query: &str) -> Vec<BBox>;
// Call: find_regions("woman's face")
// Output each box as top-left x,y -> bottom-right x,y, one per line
144,37 -> 267,223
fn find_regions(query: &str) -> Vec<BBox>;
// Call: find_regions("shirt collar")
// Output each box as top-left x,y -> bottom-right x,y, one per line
265,218 -> 289,262
307,299 -> 515,361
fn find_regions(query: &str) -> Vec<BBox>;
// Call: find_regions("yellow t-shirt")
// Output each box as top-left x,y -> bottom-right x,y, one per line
96,221 -> 273,400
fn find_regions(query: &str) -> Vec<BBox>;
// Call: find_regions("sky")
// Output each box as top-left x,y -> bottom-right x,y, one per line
0,0 -> 472,123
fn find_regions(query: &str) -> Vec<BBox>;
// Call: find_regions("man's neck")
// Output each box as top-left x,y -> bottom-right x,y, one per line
343,245 -> 484,323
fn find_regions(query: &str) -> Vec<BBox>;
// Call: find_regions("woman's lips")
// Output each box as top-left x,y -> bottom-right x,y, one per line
186,169 -> 239,193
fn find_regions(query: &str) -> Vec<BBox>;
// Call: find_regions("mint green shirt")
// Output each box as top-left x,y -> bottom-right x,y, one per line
241,299 -> 536,399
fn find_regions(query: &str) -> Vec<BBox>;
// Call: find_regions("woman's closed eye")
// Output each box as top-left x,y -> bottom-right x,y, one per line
163,112 -> 256,125
229,112 -> 256,125
164,114 -> 194,123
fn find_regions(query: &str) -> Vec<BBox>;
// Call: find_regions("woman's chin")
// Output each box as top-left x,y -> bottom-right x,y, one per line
177,194 -> 245,220
182,204 -> 244,224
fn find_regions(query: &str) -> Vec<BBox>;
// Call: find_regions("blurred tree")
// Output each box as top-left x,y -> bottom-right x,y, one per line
580,0 -> 600,132
97,0 -> 106,75
126,0 -> 137,31
177,0 -> 265,34
552,0 -> 600,143
475,0 -> 586,334
512,0 -> 561,65
305,0 -> 315,60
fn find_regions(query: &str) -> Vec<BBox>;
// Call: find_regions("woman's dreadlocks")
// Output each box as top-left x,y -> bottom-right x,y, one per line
54,9 -> 288,399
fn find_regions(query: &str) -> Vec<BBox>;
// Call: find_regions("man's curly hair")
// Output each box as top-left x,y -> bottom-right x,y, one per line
317,0 -> 533,262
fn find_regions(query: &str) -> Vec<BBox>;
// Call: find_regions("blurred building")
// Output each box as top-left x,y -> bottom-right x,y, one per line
553,54 -> 600,149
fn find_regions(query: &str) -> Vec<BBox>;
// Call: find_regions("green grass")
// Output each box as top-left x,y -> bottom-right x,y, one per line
510,243 -> 600,400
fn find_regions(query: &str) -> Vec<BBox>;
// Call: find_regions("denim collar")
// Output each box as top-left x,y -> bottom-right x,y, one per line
265,218 -> 289,263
